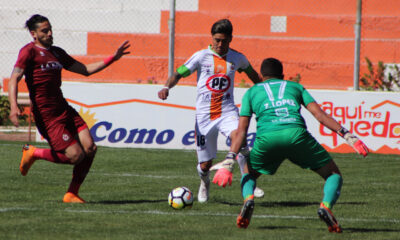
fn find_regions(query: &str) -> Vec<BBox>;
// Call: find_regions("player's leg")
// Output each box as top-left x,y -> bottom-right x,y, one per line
237,133 -> 283,229
237,170 -> 260,228
19,126 -> 83,176
314,160 -> 342,209
64,126 -> 97,203
313,160 -> 343,233
195,123 -> 217,203
197,159 -> 212,203
287,128 -> 342,233
225,121 -> 265,198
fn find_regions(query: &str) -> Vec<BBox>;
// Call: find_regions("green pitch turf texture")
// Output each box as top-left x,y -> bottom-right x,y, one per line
0,140 -> 399,240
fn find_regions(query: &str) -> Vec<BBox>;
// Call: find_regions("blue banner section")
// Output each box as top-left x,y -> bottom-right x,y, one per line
90,121 -> 257,148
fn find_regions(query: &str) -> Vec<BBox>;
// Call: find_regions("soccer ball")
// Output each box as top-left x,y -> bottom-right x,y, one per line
168,186 -> 193,210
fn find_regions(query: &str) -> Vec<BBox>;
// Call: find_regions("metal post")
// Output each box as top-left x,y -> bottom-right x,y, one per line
168,0 -> 176,77
353,0 -> 362,90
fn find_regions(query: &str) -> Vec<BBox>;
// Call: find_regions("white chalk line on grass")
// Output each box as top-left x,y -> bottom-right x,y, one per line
97,172 -> 198,180
0,168 -> 395,185
63,209 -> 400,224
0,142 -> 196,153
0,207 -> 36,212
1,207 -> 398,224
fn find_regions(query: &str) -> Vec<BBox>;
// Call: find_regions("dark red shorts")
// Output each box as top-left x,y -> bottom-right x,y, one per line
36,106 -> 88,151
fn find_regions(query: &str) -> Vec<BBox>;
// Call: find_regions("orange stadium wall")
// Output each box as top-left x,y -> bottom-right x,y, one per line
67,0 -> 400,90
2,0 -> 400,91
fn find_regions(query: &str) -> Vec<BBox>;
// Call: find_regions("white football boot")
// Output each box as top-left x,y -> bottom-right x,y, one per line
198,173 -> 210,203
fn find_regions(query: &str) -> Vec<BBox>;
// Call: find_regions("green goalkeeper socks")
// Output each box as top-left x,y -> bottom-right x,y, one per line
322,173 -> 343,209
241,173 -> 256,200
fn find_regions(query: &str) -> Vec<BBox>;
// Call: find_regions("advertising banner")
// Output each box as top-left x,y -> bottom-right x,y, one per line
36,82 -> 400,154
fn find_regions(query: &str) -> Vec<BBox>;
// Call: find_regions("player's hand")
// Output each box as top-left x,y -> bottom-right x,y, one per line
113,40 -> 130,61
158,87 -> 169,100
210,152 -> 236,187
9,108 -> 21,127
344,132 -> 369,157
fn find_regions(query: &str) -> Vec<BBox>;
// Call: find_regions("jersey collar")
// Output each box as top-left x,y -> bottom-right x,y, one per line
33,42 -> 51,50
208,45 -> 229,58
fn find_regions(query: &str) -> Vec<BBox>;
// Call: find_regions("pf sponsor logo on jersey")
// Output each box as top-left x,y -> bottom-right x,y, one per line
206,74 -> 231,93
62,133 -> 70,142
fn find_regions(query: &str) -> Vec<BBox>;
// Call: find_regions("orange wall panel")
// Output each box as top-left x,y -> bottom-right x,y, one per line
199,0 -> 357,14
87,33 -> 169,56
363,0 -> 400,15
2,78 -> 29,93
161,11 -> 400,39
62,56 -> 169,83
68,0 -> 400,90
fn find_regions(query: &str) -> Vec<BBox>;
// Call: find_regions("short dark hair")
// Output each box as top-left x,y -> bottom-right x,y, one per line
260,58 -> 283,78
25,14 -> 49,31
211,19 -> 233,36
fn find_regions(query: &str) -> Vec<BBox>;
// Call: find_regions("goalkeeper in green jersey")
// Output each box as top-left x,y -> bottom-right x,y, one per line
211,58 -> 368,232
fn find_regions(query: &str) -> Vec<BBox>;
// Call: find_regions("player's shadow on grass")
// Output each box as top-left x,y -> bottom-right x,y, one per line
257,225 -> 297,230
345,227 -> 400,233
216,200 -> 318,207
257,201 -> 365,208
92,199 -> 165,205
216,200 -> 365,208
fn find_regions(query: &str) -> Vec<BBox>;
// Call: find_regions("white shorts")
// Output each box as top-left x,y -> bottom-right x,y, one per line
195,114 -> 239,163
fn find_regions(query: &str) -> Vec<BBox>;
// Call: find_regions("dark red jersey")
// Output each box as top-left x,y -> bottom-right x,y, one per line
14,42 -> 76,120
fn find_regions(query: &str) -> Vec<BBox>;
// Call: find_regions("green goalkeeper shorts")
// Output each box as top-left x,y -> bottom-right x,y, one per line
249,127 -> 332,175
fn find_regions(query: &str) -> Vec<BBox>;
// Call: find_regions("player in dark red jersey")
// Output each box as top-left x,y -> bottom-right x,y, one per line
8,14 -> 130,203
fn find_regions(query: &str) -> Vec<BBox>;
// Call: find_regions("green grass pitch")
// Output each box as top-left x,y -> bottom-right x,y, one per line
0,140 -> 399,240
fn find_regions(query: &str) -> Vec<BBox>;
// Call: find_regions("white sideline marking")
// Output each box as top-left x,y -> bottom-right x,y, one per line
0,207 -> 34,212
1,207 -> 398,224
98,172 -> 198,179
63,209 -> 400,224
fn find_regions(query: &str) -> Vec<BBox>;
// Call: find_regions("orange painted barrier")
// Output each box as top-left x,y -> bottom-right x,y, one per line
3,0 -> 399,91
72,30 -> 396,89
160,11 -> 400,39
2,78 -> 29,93
198,0 -> 400,15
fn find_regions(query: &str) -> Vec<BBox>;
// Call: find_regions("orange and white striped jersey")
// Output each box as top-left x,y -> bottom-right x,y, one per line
177,45 -> 252,123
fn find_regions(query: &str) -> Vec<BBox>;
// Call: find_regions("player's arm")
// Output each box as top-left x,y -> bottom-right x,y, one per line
306,102 -> 342,132
306,102 -> 368,157
231,116 -> 251,154
66,40 -> 130,76
8,67 -> 25,127
158,72 -> 182,100
244,65 -> 262,84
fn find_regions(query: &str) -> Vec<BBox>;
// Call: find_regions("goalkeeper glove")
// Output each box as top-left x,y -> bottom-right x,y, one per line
210,152 -> 236,187
338,127 -> 369,157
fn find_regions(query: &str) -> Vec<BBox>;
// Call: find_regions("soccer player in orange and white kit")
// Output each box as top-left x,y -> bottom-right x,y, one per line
158,19 -> 264,203
8,14 -> 130,203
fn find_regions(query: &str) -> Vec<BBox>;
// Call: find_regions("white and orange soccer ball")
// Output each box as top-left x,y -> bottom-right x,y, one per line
168,186 -> 193,210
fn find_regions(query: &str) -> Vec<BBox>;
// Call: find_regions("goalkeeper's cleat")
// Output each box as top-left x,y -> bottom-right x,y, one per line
318,202 -> 342,233
237,196 -> 255,229
198,176 -> 210,203
20,144 -> 38,176
254,187 -> 265,198
63,192 -> 86,203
